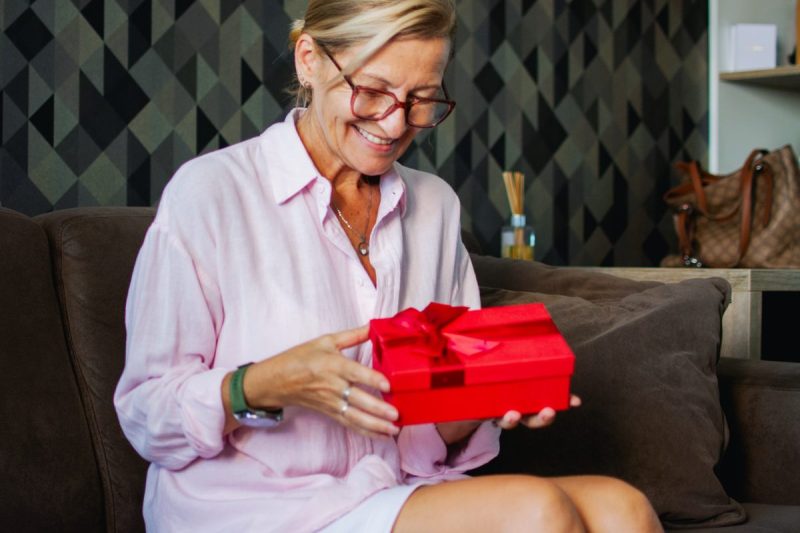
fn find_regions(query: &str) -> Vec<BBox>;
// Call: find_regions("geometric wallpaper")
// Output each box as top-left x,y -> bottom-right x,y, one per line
1,0 -> 708,266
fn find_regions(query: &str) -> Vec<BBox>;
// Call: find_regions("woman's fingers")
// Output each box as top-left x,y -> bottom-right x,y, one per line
329,380 -> 398,437
495,405 -> 566,430
335,366 -> 398,436
340,356 -> 391,393
494,410 -> 522,430
320,325 -> 390,394
520,407 -> 556,429
325,349 -> 398,436
345,386 -> 398,421
496,395 -> 582,430
328,325 -> 370,350
337,391 -> 400,438
320,325 -> 391,392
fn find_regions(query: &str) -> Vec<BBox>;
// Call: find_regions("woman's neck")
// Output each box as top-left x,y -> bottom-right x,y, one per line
295,108 -> 362,189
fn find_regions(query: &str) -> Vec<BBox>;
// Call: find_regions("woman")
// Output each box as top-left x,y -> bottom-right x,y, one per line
115,1 -> 662,531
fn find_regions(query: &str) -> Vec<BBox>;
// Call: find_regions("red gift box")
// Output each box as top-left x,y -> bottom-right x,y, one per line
369,302 -> 575,425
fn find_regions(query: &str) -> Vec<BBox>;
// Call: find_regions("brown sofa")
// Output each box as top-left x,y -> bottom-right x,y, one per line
1,206 -> 798,532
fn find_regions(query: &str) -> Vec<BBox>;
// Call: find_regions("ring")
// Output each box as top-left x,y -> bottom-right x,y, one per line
339,400 -> 349,416
341,386 -> 352,401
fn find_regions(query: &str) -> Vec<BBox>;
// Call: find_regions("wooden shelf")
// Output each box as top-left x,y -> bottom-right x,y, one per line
710,0 -> 800,173
719,65 -> 800,89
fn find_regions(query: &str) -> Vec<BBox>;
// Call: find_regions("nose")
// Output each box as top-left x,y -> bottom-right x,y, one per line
377,105 -> 409,139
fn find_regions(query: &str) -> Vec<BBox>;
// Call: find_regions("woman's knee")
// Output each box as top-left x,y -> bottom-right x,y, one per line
496,477 -> 585,533
591,477 -> 662,533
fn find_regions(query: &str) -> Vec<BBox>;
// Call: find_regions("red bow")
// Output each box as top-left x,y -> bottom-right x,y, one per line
379,303 -> 499,361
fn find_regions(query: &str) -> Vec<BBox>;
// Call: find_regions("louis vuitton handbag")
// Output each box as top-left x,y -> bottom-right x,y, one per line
661,145 -> 800,268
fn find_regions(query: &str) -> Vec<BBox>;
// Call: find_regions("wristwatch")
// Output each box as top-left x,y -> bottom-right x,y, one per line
230,363 -> 284,427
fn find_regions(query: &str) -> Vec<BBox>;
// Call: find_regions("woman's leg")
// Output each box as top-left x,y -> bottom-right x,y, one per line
392,474 -> 662,533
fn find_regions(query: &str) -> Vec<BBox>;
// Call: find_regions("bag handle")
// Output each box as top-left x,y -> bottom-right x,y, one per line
685,161 -> 742,221
665,149 -> 772,266
737,150 -> 773,260
672,204 -> 696,263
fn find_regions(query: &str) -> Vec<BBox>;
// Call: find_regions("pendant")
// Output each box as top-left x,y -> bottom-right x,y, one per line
358,241 -> 369,256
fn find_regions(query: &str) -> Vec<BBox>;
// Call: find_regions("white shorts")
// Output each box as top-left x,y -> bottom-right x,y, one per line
318,483 -> 426,533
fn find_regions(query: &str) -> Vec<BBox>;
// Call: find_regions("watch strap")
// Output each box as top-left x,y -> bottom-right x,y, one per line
229,363 -> 283,425
230,363 -> 253,414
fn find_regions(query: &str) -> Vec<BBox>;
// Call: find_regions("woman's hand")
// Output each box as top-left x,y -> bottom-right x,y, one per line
494,395 -> 582,431
436,395 -> 582,445
222,325 -> 400,439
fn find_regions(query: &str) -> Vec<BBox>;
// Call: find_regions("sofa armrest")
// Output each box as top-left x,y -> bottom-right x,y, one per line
717,357 -> 800,505
36,207 -> 154,533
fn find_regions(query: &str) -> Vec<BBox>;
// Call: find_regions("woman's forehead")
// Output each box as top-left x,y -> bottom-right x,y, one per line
344,37 -> 450,87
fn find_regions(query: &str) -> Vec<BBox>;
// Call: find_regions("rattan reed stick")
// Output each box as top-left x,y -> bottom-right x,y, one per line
502,170 -> 525,215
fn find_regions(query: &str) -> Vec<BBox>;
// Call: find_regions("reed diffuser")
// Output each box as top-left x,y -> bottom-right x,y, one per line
501,170 -> 535,260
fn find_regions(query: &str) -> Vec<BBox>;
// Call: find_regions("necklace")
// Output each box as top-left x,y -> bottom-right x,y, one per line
332,183 -> 373,256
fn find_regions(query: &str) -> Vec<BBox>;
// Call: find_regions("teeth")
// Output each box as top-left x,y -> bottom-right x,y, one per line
356,126 -> 393,145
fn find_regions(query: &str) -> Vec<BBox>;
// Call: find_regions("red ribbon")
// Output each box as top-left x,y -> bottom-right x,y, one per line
379,302 -> 500,362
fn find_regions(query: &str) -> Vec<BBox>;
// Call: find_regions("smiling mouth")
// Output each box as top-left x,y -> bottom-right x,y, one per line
355,126 -> 394,146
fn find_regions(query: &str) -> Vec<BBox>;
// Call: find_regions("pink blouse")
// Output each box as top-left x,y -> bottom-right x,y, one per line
114,110 -> 501,532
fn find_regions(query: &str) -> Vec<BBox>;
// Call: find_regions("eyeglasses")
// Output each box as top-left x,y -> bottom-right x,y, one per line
320,46 -> 455,129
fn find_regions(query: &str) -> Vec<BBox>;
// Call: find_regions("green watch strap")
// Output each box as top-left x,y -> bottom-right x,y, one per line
230,363 -> 253,415
230,363 -> 284,426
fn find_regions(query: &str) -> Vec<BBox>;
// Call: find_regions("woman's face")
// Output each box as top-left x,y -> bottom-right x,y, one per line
298,36 -> 451,180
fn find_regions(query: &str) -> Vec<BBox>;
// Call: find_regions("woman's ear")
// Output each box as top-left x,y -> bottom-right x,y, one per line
294,33 -> 318,88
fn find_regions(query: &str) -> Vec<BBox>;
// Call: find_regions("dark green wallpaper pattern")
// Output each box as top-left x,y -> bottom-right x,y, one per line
1,0 -> 708,265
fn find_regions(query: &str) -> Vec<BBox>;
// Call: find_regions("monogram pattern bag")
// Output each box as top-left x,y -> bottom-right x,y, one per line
661,145 -> 800,268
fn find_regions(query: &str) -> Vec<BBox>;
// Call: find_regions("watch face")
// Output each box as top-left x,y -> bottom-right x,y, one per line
234,409 -> 283,428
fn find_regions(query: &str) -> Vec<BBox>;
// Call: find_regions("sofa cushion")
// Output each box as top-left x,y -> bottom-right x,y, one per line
469,255 -> 746,529
666,503 -> 800,532
0,208 -> 105,531
717,358 -> 800,505
36,207 -> 155,533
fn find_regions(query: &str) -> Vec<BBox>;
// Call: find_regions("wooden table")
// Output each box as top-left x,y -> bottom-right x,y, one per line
567,268 -> 800,360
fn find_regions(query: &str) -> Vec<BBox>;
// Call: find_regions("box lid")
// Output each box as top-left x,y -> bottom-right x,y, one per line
370,302 -> 575,392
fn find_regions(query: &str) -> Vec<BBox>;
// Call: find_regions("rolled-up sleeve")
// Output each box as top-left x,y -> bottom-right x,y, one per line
114,220 -> 227,470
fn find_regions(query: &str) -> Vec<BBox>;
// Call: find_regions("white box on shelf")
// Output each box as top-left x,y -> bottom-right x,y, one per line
730,23 -> 777,71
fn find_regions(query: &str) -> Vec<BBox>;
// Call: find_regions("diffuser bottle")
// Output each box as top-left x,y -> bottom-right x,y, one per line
501,213 -> 535,260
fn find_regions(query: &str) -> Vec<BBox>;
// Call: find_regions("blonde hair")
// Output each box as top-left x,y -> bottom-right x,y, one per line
288,0 -> 456,106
